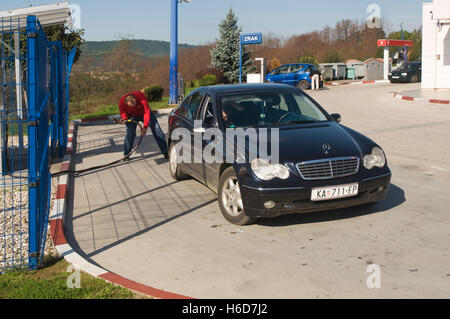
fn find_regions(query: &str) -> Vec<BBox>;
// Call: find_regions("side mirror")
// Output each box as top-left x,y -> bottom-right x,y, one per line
331,113 -> 342,123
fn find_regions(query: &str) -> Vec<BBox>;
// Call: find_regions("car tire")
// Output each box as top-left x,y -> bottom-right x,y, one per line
217,167 -> 258,226
168,142 -> 189,181
298,80 -> 310,90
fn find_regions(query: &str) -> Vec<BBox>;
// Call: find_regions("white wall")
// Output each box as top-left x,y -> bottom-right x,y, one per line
247,74 -> 263,84
422,2 -> 450,89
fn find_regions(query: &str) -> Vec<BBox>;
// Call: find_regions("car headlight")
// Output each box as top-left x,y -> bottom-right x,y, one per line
402,73 -> 408,76
364,147 -> 386,169
388,73 -> 392,76
251,159 -> 290,180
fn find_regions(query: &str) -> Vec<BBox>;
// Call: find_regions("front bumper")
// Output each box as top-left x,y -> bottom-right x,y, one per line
240,173 -> 391,218
389,75 -> 409,82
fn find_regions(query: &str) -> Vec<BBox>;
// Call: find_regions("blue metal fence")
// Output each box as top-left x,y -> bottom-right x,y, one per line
0,17 -> 29,271
1,15 -> 73,272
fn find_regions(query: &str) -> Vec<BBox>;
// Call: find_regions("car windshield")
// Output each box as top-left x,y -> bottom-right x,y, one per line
219,91 -> 329,128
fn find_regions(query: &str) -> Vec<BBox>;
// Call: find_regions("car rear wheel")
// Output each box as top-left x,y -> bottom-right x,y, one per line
298,80 -> 310,90
169,142 -> 189,181
218,167 -> 258,225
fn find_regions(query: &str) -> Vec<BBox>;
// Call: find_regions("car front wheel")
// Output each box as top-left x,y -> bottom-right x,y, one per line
218,167 -> 258,225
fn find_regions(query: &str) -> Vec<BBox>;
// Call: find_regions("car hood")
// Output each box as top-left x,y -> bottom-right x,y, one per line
392,69 -> 411,74
243,122 -> 364,164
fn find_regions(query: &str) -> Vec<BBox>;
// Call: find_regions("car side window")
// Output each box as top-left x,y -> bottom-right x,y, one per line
290,64 -> 302,72
176,96 -> 190,117
186,93 -> 204,122
200,95 -> 217,128
278,66 -> 290,74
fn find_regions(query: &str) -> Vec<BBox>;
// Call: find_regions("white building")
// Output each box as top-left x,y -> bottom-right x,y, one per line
422,0 -> 450,89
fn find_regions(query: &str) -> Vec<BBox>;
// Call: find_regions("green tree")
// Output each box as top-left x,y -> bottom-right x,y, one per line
44,25 -> 85,64
210,9 -> 255,83
299,56 -> 319,65
387,28 -> 422,62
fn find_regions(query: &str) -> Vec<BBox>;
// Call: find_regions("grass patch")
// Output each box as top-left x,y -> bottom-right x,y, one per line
0,255 -> 148,299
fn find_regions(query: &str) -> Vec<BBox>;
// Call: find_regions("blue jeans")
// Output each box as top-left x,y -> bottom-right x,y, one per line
124,114 -> 168,157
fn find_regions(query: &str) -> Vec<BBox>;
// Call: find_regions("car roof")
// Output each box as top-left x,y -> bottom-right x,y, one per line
283,63 -> 311,67
192,83 -> 299,96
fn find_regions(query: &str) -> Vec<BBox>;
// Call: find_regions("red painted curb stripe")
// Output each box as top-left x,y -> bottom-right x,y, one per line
402,96 -> 414,101
363,81 -> 375,84
98,272 -> 193,299
56,120 -> 198,299
50,219 -> 67,245
56,184 -> 67,199
429,99 -> 450,104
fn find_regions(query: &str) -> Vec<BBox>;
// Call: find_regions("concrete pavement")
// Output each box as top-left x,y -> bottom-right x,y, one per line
65,83 -> 450,298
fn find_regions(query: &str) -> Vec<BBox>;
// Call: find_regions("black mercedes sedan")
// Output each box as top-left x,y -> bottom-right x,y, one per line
167,84 -> 391,225
389,62 -> 422,83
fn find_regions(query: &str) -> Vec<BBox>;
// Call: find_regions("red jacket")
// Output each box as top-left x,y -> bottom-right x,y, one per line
119,91 -> 151,129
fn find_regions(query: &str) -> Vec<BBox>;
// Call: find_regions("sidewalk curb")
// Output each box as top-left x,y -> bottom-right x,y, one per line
49,119 -> 192,299
393,92 -> 450,105
324,80 -> 390,86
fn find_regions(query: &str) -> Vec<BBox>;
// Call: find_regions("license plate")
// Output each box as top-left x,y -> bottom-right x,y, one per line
392,76 -> 399,79
311,183 -> 359,201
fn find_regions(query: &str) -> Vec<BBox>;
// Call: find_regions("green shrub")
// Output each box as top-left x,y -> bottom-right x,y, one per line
198,74 -> 217,87
299,56 -> 319,65
143,85 -> 164,102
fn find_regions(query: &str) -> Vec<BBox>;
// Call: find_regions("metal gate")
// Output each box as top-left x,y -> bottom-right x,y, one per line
1,15 -> 74,272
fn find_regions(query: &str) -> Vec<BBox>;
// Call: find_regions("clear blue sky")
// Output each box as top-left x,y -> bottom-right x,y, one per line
2,0 -> 424,44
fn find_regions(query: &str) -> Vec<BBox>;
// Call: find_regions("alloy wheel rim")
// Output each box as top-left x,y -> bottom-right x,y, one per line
221,176 -> 244,217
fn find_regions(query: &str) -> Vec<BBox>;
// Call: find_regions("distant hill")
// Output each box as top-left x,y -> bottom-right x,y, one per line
77,39 -> 197,70
81,39 -> 196,58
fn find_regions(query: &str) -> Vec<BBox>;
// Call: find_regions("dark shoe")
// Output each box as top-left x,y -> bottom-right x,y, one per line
163,152 -> 169,159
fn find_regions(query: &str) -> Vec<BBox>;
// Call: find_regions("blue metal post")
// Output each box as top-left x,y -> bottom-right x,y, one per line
26,15 -> 39,270
239,35 -> 242,84
54,42 -> 64,158
169,0 -> 178,104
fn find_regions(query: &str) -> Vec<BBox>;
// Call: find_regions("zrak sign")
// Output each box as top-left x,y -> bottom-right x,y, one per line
377,39 -> 414,47
241,33 -> 263,45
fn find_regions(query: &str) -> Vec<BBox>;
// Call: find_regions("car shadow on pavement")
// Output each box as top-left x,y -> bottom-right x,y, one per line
258,183 -> 405,227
